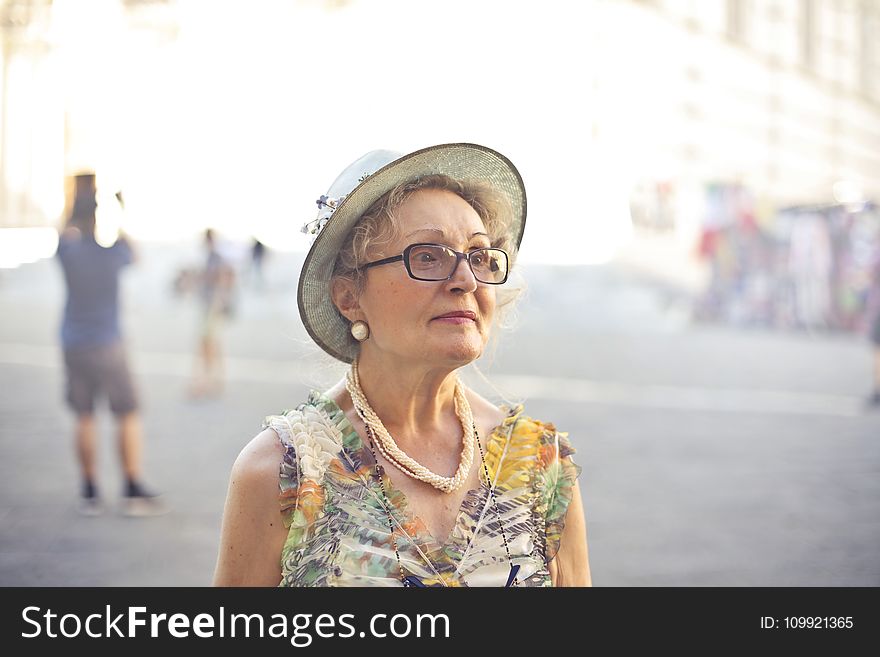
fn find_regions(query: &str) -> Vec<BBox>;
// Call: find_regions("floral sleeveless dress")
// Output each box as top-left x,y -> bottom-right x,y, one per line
263,391 -> 581,587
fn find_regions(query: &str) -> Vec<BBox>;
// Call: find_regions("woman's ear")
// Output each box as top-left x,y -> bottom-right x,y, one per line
330,277 -> 361,322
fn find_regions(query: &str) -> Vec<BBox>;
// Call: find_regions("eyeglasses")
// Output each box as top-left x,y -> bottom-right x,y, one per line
360,243 -> 510,285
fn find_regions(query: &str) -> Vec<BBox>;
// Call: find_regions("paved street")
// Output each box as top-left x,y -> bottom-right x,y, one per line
1,243 -> 878,586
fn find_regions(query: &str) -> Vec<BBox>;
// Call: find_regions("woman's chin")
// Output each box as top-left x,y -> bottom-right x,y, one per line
426,337 -> 484,365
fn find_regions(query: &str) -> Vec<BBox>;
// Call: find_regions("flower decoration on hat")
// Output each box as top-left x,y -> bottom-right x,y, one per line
301,194 -> 347,240
301,170 -> 374,241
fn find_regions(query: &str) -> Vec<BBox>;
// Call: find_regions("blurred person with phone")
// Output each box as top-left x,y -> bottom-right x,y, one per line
56,172 -> 167,516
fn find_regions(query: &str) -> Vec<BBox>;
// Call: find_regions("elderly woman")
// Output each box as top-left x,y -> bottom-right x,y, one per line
213,144 -> 591,587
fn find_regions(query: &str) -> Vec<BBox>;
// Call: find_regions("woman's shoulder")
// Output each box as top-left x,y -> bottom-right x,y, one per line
484,398 -> 566,441
227,427 -> 285,497
465,388 -> 508,436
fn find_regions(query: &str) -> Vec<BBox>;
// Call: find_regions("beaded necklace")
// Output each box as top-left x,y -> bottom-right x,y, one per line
346,361 -> 475,493
363,422 -> 521,588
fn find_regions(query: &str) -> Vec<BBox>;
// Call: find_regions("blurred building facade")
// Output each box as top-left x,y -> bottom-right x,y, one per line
0,0 -> 52,230
0,0 -> 177,232
606,1 -> 880,331
614,0 -> 879,233
0,0 -> 877,240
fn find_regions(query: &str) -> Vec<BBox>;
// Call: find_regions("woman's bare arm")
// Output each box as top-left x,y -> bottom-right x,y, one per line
212,429 -> 289,586
549,479 -> 592,587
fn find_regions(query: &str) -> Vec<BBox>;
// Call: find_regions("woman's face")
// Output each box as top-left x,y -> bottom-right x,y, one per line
355,188 -> 497,369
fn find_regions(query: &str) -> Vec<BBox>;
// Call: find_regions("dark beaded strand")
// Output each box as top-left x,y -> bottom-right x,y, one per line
474,422 -> 519,586
364,425 -> 408,585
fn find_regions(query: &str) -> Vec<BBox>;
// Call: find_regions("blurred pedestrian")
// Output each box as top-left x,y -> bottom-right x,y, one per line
213,144 -> 590,587
788,212 -> 833,329
866,245 -> 880,407
55,173 -> 166,516
249,236 -> 267,290
189,228 -> 236,398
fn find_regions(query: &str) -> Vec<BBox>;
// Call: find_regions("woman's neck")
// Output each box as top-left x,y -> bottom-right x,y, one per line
350,349 -> 463,446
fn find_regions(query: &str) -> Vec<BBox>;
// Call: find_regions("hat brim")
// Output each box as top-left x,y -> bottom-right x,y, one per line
298,143 -> 527,364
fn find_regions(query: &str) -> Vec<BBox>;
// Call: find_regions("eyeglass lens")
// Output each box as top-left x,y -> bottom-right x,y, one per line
407,244 -> 507,283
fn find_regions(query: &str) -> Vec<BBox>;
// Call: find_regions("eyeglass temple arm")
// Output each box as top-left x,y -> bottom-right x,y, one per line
360,255 -> 404,270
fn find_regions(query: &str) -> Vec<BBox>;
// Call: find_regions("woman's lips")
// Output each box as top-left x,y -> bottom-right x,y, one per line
432,311 -> 477,324
433,316 -> 474,325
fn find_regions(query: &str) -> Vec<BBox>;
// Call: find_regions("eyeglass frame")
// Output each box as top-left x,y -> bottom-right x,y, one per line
359,242 -> 510,285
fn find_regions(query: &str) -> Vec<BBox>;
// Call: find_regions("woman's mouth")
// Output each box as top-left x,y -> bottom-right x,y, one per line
432,310 -> 477,324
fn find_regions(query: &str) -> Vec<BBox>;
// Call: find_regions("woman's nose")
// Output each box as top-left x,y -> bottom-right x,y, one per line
446,254 -> 478,294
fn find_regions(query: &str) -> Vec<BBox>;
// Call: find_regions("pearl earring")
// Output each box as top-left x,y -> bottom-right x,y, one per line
350,320 -> 370,342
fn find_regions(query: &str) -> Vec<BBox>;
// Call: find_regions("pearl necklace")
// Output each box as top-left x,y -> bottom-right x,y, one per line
345,359 -> 475,494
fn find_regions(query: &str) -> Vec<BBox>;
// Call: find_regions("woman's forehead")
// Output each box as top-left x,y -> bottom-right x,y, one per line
402,226 -> 489,242
395,189 -> 487,237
